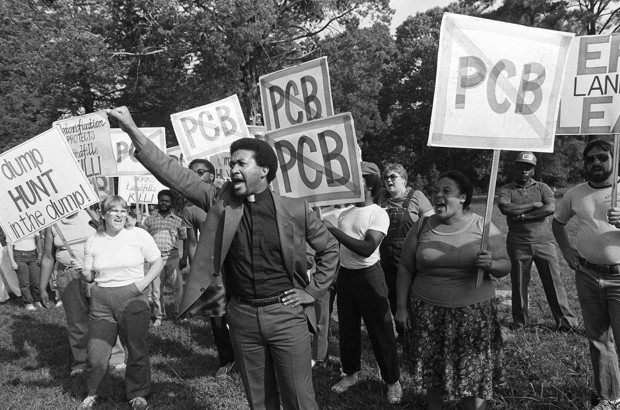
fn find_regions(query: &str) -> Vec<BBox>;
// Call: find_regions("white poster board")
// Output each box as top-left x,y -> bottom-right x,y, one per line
53,111 -> 117,176
110,128 -> 166,176
557,33 -> 620,135
428,13 -> 573,152
171,95 -> 250,162
0,127 -> 98,243
264,113 -> 363,207
167,146 -> 188,168
90,177 -> 115,198
117,175 -> 167,205
259,57 -> 334,131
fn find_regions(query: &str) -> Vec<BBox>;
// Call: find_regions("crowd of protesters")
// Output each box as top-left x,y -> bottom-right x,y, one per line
1,108 -> 619,410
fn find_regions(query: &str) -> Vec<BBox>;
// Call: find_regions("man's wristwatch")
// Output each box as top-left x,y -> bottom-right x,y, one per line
520,214 -> 525,221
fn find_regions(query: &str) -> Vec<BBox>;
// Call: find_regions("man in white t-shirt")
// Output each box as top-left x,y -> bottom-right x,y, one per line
553,139 -> 620,410
324,161 -> 402,405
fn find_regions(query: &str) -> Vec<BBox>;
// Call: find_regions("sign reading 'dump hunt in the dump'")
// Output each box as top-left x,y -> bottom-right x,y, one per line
557,33 -> 620,135
429,13 -> 573,152
0,127 -> 98,243
264,113 -> 362,207
53,111 -> 117,177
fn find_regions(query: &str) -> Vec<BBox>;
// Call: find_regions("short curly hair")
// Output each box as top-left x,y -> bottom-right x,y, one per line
383,163 -> 408,183
230,138 -> 278,182
437,170 -> 473,210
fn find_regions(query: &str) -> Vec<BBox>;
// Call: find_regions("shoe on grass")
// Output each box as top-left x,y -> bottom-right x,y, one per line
76,395 -> 97,410
34,301 -> 43,308
25,304 -> 36,312
55,300 -> 64,308
215,361 -> 235,379
387,380 -> 402,404
70,368 -> 85,377
331,372 -> 359,393
152,319 -> 162,327
592,399 -> 620,410
130,396 -> 149,410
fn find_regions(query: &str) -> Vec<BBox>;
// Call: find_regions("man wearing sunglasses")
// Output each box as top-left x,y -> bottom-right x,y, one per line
553,139 -> 620,410
498,152 -> 577,332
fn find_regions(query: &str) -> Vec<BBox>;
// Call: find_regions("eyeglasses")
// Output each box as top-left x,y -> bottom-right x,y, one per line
585,153 -> 611,165
194,169 -> 212,176
107,209 -> 128,216
383,174 -> 400,181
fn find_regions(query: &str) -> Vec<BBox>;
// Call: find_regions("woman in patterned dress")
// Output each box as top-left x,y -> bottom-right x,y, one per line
395,171 -> 510,410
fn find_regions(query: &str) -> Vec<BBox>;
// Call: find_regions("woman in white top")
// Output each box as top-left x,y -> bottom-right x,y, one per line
39,210 -> 126,377
7,231 -> 42,311
76,196 -> 162,410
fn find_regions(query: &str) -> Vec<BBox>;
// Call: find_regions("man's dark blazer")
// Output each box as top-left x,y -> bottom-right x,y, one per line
135,139 -> 339,331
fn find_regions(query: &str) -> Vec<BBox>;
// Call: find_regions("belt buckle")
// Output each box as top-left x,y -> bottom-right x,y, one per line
277,294 -> 285,304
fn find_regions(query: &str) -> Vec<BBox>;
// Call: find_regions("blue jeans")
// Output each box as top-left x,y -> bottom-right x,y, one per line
508,241 -> 577,327
14,249 -> 40,305
87,283 -> 150,400
227,297 -> 317,410
576,265 -> 620,400
56,265 -> 124,372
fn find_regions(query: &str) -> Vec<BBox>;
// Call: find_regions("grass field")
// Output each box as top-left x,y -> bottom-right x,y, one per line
0,197 -> 596,409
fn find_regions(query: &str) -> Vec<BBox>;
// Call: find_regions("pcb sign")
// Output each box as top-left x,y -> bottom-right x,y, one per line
557,34 -> 620,135
429,13 -> 573,152
111,128 -> 166,176
265,113 -> 362,207
0,127 -> 98,243
260,57 -> 334,131
171,95 -> 250,161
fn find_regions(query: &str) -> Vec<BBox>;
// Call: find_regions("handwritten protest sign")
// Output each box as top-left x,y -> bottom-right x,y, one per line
557,34 -> 620,135
428,13 -> 573,152
171,95 -> 250,162
117,175 -> 167,205
110,128 -> 166,176
259,57 -> 334,131
53,111 -> 117,176
264,113 -> 362,207
0,127 -> 98,243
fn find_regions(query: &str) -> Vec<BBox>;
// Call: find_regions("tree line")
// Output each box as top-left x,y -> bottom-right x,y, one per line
1,0 -> 618,191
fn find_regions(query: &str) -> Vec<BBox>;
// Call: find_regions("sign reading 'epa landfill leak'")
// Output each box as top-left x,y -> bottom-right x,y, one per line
557,33 -> 620,135
0,127 -> 98,243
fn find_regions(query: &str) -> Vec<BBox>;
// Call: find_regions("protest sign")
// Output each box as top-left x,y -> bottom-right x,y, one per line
0,127 -> 98,243
53,111 -> 117,176
259,57 -> 334,131
428,13 -> 573,152
557,33 -> 620,135
117,175 -> 167,205
167,146 -> 188,168
171,95 -> 250,162
90,177 -> 115,198
110,128 -> 166,176
264,113 -> 363,207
